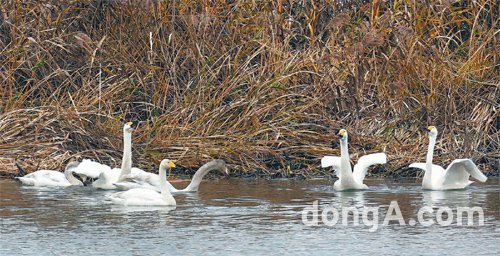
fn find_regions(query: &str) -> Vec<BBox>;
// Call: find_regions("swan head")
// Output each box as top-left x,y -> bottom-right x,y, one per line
338,129 -> 348,141
222,165 -> 229,175
426,126 -> 438,138
160,159 -> 176,169
214,159 -> 229,175
123,121 -> 135,133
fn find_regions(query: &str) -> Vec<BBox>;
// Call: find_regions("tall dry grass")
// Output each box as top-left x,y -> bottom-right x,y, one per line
0,0 -> 498,178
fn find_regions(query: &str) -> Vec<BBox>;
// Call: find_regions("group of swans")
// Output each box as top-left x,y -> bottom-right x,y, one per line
16,122 -> 228,206
16,123 -> 488,205
321,126 -> 487,191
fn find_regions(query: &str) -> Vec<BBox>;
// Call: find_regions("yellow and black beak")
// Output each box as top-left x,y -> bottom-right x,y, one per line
169,161 -> 176,168
126,121 -> 134,126
426,126 -> 434,132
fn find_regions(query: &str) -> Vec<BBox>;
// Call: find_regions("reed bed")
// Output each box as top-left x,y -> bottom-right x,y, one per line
0,0 -> 498,178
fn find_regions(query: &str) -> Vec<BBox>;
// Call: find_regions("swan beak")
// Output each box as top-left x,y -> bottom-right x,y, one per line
169,161 -> 176,168
426,126 -> 434,132
127,121 -> 133,126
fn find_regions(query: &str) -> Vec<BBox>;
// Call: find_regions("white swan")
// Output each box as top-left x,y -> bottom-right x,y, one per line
92,122 -> 146,189
72,159 -> 112,181
16,161 -> 82,187
321,129 -> 387,191
106,159 -> 177,206
409,126 -> 487,190
113,159 -> 228,193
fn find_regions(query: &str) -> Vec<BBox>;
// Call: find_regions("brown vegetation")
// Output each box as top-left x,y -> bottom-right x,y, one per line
0,0 -> 498,178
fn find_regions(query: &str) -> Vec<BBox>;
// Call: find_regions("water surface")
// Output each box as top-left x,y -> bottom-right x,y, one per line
1,178 -> 498,255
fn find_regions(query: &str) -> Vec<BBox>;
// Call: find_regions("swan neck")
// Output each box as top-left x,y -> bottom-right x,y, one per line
159,165 -> 169,194
338,138 -> 353,181
64,166 -> 81,185
425,135 -> 436,176
120,131 -> 132,177
159,166 -> 175,202
184,162 -> 223,191
340,139 -> 351,171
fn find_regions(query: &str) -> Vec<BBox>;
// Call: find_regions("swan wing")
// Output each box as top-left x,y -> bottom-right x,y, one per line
321,156 -> 341,177
409,163 -> 445,171
115,171 -> 179,193
353,153 -> 386,183
32,170 -> 68,183
443,159 -> 487,186
409,163 -> 426,171
73,159 -> 111,179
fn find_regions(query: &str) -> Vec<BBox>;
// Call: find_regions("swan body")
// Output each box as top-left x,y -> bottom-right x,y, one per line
106,159 -> 177,206
410,126 -> 487,190
321,129 -> 387,191
113,159 -> 228,193
16,162 -> 82,187
92,122 -> 138,190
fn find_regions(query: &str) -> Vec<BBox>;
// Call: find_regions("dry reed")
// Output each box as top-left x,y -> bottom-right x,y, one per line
0,0 -> 497,178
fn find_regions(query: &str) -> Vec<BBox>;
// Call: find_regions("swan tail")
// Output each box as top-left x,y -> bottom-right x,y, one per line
16,177 -> 34,186
352,153 -> 387,183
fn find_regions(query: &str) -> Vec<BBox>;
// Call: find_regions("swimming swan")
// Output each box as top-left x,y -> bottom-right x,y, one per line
113,159 -> 228,193
409,126 -> 487,190
321,129 -> 387,191
92,122 -> 146,189
16,161 -> 82,187
106,159 -> 177,206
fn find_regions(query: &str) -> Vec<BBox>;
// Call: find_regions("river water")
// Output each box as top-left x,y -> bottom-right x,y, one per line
0,178 -> 498,255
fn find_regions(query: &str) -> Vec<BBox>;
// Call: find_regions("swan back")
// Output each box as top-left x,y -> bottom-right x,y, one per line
16,170 -> 70,187
73,159 -> 112,179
